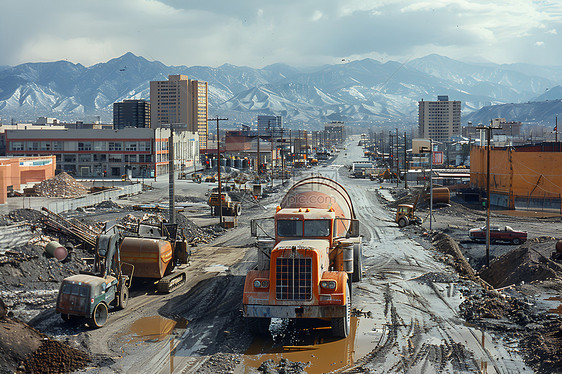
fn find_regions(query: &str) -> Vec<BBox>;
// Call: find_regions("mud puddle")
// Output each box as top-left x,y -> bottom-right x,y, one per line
121,315 -> 188,344
235,316 -> 379,373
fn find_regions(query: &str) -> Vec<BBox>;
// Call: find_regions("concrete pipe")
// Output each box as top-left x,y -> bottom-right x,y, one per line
45,241 -> 68,261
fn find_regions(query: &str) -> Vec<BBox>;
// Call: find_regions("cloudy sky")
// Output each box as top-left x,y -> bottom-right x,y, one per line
1,0 -> 561,68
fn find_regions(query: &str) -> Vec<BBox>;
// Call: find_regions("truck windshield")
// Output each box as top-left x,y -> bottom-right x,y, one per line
303,220 -> 330,237
277,220 -> 303,237
277,219 -> 330,237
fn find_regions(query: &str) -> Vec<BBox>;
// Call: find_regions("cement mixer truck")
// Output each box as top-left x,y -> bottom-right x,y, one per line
243,176 -> 362,338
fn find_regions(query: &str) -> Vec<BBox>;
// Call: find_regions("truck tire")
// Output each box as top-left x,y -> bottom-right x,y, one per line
512,238 -> 522,245
117,285 -> 129,310
352,242 -> 363,282
88,302 -> 108,328
247,317 -> 270,336
398,217 -> 409,227
331,284 -> 351,338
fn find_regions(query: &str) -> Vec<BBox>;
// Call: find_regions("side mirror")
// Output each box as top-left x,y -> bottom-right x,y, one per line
349,219 -> 360,237
250,219 -> 258,237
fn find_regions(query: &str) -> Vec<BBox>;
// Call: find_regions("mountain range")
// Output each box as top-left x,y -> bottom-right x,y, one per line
1,52 -> 562,129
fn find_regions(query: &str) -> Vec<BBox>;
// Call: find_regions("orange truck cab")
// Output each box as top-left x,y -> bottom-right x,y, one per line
243,176 -> 362,338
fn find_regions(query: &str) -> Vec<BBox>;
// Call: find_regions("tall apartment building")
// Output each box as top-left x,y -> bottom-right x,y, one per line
150,75 -> 209,150
189,80 -> 209,150
113,99 -> 151,129
418,95 -> 461,142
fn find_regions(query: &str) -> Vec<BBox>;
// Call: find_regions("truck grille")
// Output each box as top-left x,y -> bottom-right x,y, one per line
276,258 -> 312,300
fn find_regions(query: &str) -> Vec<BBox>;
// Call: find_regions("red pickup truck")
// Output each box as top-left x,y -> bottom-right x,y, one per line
469,225 -> 527,245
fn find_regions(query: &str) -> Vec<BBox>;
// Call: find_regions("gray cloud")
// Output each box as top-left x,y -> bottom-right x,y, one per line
1,0 -> 561,67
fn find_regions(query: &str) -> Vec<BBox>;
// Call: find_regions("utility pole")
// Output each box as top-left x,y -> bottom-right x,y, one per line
208,116 -> 228,227
430,139 -> 433,231
396,128 -> 399,188
404,131 -> 408,189
168,129 -> 175,224
256,123 -> 260,176
477,121 -> 500,266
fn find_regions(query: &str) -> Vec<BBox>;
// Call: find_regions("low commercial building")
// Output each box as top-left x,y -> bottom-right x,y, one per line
0,156 -> 56,204
470,142 -> 562,211
3,128 -> 198,178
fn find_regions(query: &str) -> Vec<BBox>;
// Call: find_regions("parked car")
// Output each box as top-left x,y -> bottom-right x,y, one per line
468,225 -> 527,245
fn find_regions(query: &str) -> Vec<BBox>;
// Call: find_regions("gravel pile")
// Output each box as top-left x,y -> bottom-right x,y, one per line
32,172 -> 89,198
0,209 -> 45,226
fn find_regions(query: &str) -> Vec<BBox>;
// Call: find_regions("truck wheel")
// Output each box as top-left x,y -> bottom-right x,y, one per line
398,217 -> 409,227
88,302 -> 108,328
331,284 -> 351,338
118,285 -> 129,310
512,238 -> 521,245
247,317 -> 270,336
352,242 -> 363,282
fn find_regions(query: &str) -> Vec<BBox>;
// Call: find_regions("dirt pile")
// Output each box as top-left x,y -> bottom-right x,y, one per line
479,237 -> 562,288
0,315 -> 90,374
431,232 -> 479,282
32,172 -> 89,198
20,339 -> 91,374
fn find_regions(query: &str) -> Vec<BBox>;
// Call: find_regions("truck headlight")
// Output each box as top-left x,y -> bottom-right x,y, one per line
253,279 -> 269,289
320,280 -> 337,290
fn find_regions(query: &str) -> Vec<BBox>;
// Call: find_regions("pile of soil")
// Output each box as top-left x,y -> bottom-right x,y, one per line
0,209 -> 45,226
32,172 -> 89,198
0,315 -> 90,373
20,339 -> 91,373
478,237 -> 562,288
431,232 -> 479,282
258,358 -> 309,373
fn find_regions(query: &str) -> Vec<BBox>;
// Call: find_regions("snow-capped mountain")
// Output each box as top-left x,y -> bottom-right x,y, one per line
0,52 -> 561,127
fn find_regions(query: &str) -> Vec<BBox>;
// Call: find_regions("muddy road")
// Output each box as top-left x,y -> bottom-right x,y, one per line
24,138 -> 547,373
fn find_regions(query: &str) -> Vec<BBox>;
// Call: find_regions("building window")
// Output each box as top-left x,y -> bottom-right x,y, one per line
78,142 -> 92,151
79,154 -> 92,162
40,142 -> 51,151
53,141 -> 63,151
125,142 -> 137,151
139,141 -> 151,151
125,154 -> 137,162
94,142 -> 106,151
108,142 -> 122,151
63,154 -> 76,163
109,154 -> 123,162
27,142 -> 39,151
11,142 -> 24,151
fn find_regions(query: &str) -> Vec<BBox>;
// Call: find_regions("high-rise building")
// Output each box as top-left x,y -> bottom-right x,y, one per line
418,95 -> 461,142
150,75 -> 208,149
113,100 -> 151,129
189,80 -> 209,150
257,115 -> 283,135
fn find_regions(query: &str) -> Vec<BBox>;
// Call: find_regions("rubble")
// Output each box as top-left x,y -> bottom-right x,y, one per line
31,172 -> 89,198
